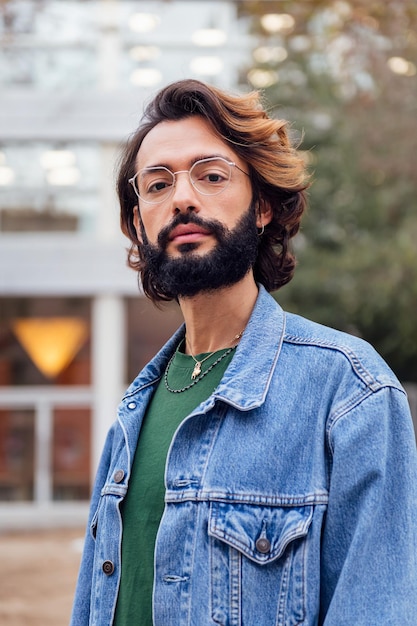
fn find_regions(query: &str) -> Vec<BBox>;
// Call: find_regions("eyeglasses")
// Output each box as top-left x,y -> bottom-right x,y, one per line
129,156 -> 249,205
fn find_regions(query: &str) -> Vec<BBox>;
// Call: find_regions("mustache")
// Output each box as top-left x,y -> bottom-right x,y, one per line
157,213 -> 227,249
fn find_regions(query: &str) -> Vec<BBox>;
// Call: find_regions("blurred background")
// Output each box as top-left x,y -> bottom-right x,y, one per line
0,0 -> 416,528
0,1 -> 416,623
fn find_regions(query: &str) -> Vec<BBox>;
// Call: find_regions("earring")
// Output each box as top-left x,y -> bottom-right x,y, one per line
257,224 -> 265,236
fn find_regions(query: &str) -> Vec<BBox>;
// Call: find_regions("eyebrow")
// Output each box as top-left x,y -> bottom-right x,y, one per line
141,153 -> 235,170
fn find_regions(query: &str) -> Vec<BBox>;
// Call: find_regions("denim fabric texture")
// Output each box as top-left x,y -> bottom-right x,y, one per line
71,286 -> 417,626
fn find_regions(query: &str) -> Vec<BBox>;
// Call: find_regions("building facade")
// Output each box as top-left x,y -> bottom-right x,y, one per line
0,0 -> 253,527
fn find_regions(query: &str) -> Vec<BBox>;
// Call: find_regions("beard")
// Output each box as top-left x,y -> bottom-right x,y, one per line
139,201 -> 259,299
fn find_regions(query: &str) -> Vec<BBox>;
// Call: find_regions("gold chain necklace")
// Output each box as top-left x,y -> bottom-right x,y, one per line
188,346 -> 218,380
164,330 -> 244,394
186,331 -> 243,380
164,346 -> 235,394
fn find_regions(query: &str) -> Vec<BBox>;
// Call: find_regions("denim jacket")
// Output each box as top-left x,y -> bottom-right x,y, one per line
71,286 -> 417,626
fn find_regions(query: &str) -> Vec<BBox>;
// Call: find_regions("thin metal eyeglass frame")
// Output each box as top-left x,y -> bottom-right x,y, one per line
128,157 -> 249,205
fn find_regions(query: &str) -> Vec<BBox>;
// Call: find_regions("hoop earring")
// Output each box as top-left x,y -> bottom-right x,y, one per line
257,224 -> 265,236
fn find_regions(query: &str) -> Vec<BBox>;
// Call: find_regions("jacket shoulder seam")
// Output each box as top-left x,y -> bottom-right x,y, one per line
283,332 -> 400,392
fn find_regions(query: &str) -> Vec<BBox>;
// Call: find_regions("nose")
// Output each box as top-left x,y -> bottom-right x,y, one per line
170,170 -> 199,214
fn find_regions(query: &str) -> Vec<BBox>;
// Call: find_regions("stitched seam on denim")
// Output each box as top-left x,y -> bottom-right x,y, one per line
118,418 -> 131,484
327,386 -> 375,427
209,535 -> 222,624
283,333 -> 399,391
326,385 -> 405,456
101,484 -> 127,497
122,376 -> 161,399
110,501 -> 123,626
185,500 -> 201,625
276,549 -> 290,625
90,505 -> 99,540
163,404 -> 226,497
297,533 -> 308,625
211,395 -> 266,412
215,310 -> 286,410
210,510 -> 313,564
165,491 -> 328,506
230,546 -> 241,625
211,532 -> 307,565
328,378 -> 406,426
326,388 -> 375,457
194,406 -> 226,485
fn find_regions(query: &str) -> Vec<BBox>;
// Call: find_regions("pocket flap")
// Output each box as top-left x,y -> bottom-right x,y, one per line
209,501 -> 313,565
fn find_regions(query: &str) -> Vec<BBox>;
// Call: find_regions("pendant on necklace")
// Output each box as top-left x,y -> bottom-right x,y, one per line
191,362 -> 202,380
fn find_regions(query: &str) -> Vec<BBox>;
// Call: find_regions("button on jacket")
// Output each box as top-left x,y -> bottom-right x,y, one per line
71,286 -> 417,626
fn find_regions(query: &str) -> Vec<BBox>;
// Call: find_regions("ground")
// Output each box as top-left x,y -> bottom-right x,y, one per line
0,528 -> 83,626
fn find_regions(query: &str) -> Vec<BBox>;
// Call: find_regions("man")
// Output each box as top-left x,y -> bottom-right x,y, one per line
71,79 -> 417,625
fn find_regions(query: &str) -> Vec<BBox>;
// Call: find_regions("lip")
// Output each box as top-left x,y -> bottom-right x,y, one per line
168,223 -> 211,244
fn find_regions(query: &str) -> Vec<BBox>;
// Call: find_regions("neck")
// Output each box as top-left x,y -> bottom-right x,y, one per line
178,273 -> 258,355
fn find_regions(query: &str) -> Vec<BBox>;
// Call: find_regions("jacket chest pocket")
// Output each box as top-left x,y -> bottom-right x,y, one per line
208,501 -> 313,626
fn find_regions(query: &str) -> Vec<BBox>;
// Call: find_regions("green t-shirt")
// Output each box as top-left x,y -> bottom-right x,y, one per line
113,344 -> 235,626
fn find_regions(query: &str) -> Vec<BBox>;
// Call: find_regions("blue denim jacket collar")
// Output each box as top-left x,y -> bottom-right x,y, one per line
122,285 -> 285,412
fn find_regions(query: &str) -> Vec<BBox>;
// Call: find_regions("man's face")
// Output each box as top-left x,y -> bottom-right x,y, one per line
133,115 -> 265,298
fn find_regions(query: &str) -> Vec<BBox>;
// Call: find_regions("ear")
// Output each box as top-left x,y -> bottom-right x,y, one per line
256,198 -> 273,229
133,206 -> 143,243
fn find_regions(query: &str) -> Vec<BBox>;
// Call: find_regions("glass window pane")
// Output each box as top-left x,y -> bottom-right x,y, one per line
0,143 -> 100,234
0,408 -> 34,501
53,407 -> 91,501
0,2 -> 99,89
0,47 -> 98,89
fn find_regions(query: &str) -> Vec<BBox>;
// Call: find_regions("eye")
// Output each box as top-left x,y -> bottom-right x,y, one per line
140,169 -> 174,195
205,171 -> 225,183
192,159 -> 230,188
148,180 -> 171,193
200,167 -> 228,184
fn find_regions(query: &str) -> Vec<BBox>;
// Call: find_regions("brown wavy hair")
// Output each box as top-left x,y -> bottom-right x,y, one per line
117,79 -> 309,302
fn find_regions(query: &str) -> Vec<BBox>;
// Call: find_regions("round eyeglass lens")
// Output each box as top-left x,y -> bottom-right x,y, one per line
190,158 -> 232,195
137,167 -> 175,203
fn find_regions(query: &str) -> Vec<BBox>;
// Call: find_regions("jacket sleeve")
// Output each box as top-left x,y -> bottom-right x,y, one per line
320,386 -> 417,625
69,423 -> 116,626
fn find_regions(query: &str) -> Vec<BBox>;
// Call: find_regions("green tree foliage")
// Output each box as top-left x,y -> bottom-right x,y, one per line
239,0 -> 417,380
